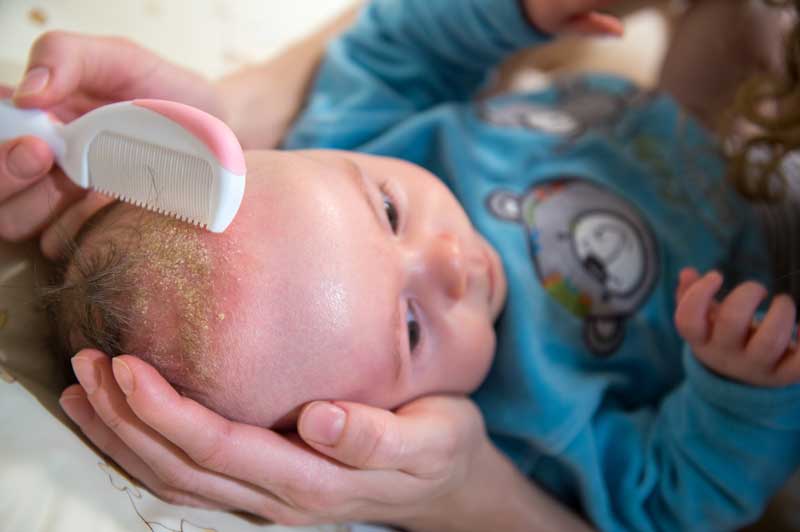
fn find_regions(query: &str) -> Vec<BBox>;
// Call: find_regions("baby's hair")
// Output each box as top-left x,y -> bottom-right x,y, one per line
727,0 -> 800,200
40,204 -> 219,393
39,204 -> 137,382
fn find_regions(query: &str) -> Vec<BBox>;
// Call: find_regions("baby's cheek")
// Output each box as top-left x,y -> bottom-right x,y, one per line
448,315 -> 496,393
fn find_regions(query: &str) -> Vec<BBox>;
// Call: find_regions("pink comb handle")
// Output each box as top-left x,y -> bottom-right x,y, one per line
133,99 -> 245,175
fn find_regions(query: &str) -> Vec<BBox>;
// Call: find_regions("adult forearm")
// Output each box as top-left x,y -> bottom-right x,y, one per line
214,3 -> 361,149
401,442 -> 593,532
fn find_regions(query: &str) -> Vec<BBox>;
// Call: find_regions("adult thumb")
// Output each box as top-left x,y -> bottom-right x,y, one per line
298,397 -> 483,475
298,401 -> 405,470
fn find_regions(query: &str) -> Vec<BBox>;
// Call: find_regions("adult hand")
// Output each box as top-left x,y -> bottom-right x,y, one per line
522,0 -> 625,36
0,31 -> 223,260
60,350 -> 493,528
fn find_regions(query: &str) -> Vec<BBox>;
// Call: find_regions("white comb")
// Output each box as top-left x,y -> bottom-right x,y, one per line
0,98 -> 246,232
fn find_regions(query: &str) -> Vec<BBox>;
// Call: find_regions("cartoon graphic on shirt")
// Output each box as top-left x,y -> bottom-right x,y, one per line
479,76 -> 654,150
487,179 -> 658,355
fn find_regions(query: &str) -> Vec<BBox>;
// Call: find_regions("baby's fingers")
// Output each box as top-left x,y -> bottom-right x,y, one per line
710,281 -> 768,351
773,344 -> 800,387
675,267 -> 701,302
674,270 -> 723,344
745,294 -> 796,370
564,11 -> 624,37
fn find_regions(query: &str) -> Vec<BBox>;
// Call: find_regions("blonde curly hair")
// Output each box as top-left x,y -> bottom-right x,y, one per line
728,0 -> 800,200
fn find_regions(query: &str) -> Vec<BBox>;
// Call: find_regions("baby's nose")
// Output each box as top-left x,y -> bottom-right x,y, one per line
423,233 -> 467,301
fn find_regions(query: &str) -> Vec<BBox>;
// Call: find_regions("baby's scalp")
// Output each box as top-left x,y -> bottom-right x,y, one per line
59,203 -> 228,391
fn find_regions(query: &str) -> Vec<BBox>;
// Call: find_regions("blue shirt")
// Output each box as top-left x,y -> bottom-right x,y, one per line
284,1 -> 800,530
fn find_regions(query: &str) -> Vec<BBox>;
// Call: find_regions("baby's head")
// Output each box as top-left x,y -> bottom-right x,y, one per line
46,150 -> 507,428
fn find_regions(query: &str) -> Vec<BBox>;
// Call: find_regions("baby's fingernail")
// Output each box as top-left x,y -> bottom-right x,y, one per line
60,394 -> 94,426
72,356 -> 99,395
112,358 -> 134,395
14,66 -> 50,97
7,142 -> 46,179
301,402 -> 346,446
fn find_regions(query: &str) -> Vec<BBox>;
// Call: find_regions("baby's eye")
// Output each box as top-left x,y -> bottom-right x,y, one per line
406,304 -> 421,353
382,192 -> 400,233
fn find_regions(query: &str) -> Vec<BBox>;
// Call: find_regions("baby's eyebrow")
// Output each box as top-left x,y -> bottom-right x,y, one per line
344,163 -> 384,231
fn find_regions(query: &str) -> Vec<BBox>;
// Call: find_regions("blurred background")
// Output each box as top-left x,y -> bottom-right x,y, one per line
0,0 -> 356,84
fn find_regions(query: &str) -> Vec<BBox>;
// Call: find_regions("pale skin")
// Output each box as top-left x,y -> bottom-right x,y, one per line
1,0 -> 793,529
81,149 -> 507,430
675,268 -> 800,387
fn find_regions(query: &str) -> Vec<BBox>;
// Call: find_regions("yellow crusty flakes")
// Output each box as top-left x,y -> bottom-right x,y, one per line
28,7 -> 48,25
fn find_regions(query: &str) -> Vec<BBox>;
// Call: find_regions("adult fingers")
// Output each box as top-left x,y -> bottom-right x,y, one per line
71,351 -> 291,520
0,136 -> 54,202
59,384 -> 227,510
298,396 -> 484,478
0,170 -> 84,241
12,31 -> 159,109
13,31 -> 221,118
108,355 -> 369,507
40,191 -> 115,260
105,354 -> 470,524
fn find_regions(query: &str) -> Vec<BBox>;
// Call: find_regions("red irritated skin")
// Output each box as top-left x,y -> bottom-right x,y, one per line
84,149 -> 508,428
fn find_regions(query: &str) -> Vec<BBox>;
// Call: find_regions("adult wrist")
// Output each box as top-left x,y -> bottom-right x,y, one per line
393,439 -> 550,532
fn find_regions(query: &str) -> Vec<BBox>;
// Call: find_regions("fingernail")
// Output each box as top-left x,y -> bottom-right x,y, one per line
72,356 -> 99,395
112,358 -> 134,395
14,66 -> 50,97
59,394 -> 94,426
7,142 -> 46,179
301,402 -> 346,446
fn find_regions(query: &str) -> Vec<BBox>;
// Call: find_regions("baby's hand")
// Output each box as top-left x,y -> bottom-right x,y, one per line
674,267 -> 800,387
521,0 -> 624,36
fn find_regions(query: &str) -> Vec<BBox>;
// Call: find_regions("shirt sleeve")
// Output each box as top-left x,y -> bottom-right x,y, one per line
558,345 -> 800,531
283,0 -> 549,150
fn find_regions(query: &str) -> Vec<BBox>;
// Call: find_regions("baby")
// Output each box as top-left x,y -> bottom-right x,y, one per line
50,148 -> 503,428
45,0 -> 800,530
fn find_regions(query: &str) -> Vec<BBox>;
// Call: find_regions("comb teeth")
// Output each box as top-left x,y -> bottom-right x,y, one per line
88,132 -> 213,228
92,184 -> 208,229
